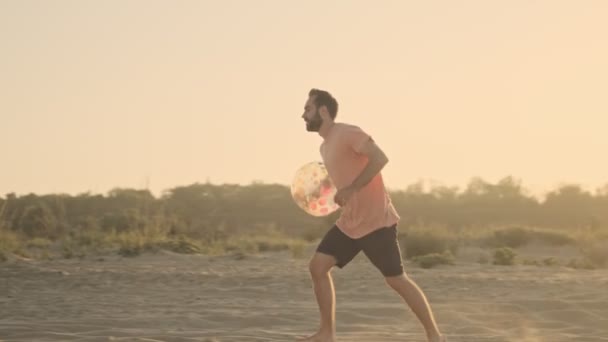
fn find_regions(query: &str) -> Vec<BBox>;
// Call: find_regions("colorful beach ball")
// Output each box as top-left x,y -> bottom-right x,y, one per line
291,161 -> 340,217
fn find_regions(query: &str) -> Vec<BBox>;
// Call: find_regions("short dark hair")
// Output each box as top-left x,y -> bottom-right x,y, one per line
309,88 -> 338,120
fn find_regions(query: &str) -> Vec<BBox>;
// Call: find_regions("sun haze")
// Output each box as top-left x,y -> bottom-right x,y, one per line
1,1 -> 607,197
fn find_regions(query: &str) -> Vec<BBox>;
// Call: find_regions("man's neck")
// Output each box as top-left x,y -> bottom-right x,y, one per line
318,120 -> 335,139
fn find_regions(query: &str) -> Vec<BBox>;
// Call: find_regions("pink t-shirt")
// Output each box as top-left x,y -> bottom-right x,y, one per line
320,122 -> 400,239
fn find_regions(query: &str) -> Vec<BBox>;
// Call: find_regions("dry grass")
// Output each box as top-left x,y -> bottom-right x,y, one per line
2,222 -> 607,269
477,225 -> 577,249
1,222 -> 310,261
0,229 -> 21,253
215,235 -> 308,258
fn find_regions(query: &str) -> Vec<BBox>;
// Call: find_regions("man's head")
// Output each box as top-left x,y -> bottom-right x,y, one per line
302,88 -> 339,132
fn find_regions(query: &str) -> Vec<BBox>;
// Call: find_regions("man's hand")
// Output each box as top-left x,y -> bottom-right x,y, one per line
334,185 -> 356,206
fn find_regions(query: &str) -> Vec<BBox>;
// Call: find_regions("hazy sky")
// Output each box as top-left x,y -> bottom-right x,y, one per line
1,0 -> 607,198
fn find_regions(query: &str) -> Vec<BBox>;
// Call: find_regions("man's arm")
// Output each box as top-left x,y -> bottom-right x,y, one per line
349,138 -> 389,191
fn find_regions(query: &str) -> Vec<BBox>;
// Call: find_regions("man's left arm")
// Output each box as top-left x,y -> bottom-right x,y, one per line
350,138 -> 389,191
335,138 -> 389,206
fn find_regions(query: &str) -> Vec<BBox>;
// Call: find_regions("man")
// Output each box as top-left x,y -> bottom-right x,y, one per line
297,89 -> 446,342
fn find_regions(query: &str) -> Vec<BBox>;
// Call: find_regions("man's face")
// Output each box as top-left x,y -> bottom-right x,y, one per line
302,96 -> 323,132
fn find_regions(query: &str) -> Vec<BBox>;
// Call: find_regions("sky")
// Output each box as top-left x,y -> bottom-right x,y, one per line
1,0 -> 607,199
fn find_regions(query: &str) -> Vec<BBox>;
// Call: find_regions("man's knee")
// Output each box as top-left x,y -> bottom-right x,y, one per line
384,272 -> 408,289
308,252 -> 336,279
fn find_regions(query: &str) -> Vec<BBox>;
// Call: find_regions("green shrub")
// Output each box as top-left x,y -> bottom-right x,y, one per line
116,234 -> 145,257
159,236 -> 201,254
413,250 -> 455,269
478,253 -> 490,264
487,226 -> 530,248
26,237 -> 53,249
13,248 -> 31,259
543,257 -> 559,266
493,247 -> 516,265
223,239 -> 258,254
581,243 -> 608,268
399,225 -> 458,259
531,230 -> 576,246
62,245 -> 75,259
522,257 -> 559,267
257,240 -> 290,252
482,226 -> 576,249
0,229 -> 21,254
39,251 -> 53,260
522,258 -> 541,266
567,258 -> 596,270
118,243 -> 143,257
221,236 -> 305,256
289,240 -> 307,258
73,229 -> 108,249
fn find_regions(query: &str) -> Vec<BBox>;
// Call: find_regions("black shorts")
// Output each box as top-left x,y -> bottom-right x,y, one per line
316,224 -> 404,277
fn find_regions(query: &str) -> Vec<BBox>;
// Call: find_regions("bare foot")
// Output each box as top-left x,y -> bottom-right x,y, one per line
296,331 -> 336,342
428,334 -> 446,342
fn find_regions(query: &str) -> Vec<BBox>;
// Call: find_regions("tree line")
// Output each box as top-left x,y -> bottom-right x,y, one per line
1,176 -> 606,242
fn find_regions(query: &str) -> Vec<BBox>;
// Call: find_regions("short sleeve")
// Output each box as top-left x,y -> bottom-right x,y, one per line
342,125 -> 372,154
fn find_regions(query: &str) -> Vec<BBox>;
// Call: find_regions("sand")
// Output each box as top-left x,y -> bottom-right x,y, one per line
1,245 -> 608,342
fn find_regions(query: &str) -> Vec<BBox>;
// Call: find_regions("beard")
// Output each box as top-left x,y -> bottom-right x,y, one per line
305,111 -> 323,132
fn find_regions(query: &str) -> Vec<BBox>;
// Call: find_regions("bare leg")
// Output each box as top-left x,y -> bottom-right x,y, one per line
297,252 -> 337,342
385,273 -> 445,342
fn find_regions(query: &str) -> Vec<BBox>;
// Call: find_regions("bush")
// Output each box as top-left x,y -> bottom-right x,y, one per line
0,229 -> 21,254
522,258 -> 541,266
532,230 -> 576,246
543,257 -> 559,266
159,236 -> 201,254
116,233 -> 146,257
257,240 -> 290,252
222,238 -> 259,254
567,258 -> 596,270
71,229 -> 108,249
493,247 -> 516,265
26,237 -> 53,249
61,238 -> 86,259
413,250 -> 455,269
478,253 -> 490,264
13,248 -> 31,259
581,243 -> 608,268
118,244 -> 142,257
486,226 -> 530,248
482,226 -> 576,249
522,257 -> 558,267
399,225 -> 458,259
289,240 -> 307,258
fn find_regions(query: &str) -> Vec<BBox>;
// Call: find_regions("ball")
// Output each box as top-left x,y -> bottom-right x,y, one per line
290,161 -> 340,217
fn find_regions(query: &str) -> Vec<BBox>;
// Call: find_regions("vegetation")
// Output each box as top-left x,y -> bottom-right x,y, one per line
412,250 -> 455,269
398,224 -> 459,259
493,247 -> 517,265
0,177 -> 607,266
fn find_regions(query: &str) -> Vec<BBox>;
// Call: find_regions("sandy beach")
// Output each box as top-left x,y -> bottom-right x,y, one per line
1,245 -> 608,342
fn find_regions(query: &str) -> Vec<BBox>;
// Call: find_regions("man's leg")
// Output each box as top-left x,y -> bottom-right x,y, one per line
385,274 -> 445,342
361,225 -> 445,342
298,225 -> 360,342
297,252 -> 337,342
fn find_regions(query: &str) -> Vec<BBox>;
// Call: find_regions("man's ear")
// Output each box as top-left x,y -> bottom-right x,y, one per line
319,105 -> 330,119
